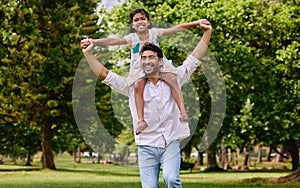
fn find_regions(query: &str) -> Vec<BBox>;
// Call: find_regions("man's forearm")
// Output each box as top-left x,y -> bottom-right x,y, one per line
84,52 -> 109,80
192,29 -> 212,60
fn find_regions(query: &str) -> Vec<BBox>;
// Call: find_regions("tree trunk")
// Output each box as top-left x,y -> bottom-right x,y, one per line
11,153 -> 16,164
73,152 -> 77,162
77,147 -> 81,163
97,154 -> 101,163
207,147 -> 218,169
243,149 -> 251,167
220,139 -> 229,169
229,148 -> 236,165
244,153 -> 249,166
25,150 -> 32,166
286,140 -> 299,171
257,146 -> 262,163
206,143 -> 222,171
74,146 -> 81,163
272,167 -> 300,183
267,146 -> 272,162
197,151 -> 204,166
42,121 -> 56,170
250,167 -> 300,183
220,139 -> 225,168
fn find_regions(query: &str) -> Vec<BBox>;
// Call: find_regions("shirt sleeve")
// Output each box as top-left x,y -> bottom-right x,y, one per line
102,71 -> 130,96
151,28 -> 164,43
176,55 -> 202,86
155,28 -> 164,37
123,33 -> 134,49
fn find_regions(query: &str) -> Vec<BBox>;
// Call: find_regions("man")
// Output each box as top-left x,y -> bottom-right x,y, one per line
81,19 -> 212,188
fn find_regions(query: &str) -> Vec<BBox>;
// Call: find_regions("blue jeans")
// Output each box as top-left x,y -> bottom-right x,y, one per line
138,140 -> 182,188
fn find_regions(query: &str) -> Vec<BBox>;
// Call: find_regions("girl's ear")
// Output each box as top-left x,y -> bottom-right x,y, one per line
129,24 -> 135,33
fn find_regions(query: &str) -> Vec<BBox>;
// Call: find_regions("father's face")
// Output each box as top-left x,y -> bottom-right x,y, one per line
141,50 -> 162,77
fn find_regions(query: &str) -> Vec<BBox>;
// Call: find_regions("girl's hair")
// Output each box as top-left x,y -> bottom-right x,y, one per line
140,42 -> 163,59
129,8 -> 153,33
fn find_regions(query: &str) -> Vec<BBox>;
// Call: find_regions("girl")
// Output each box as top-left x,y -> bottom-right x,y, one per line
82,8 -> 203,135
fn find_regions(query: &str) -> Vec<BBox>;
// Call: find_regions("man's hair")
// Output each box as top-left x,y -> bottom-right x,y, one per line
140,42 -> 163,59
129,8 -> 153,33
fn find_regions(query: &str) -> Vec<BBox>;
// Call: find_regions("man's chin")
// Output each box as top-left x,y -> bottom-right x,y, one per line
144,67 -> 159,77
145,73 -> 160,78
144,70 -> 152,75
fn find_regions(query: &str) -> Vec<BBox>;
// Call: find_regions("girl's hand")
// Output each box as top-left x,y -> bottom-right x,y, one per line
198,19 -> 212,30
81,38 -> 90,49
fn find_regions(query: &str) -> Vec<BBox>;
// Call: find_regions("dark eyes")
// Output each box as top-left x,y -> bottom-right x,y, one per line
142,56 -> 156,62
133,17 -> 146,22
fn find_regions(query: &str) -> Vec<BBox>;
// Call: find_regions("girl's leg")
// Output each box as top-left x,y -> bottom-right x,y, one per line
161,73 -> 189,122
134,78 -> 148,135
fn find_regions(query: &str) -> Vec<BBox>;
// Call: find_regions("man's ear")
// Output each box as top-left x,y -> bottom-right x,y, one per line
159,58 -> 164,67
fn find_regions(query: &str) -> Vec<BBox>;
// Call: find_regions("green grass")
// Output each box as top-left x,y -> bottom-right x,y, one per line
0,154 -> 299,188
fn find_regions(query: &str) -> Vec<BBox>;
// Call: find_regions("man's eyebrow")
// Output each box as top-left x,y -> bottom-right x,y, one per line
142,55 -> 156,58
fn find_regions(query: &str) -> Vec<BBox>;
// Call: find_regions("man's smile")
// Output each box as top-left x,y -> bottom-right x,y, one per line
143,63 -> 154,72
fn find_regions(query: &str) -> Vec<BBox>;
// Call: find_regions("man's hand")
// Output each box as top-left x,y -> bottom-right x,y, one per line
198,19 -> 212,31
81,38 -> 94,53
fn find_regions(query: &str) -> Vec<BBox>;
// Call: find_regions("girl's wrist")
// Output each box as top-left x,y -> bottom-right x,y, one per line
193,20 -> 199,25
90,39 -> 96,44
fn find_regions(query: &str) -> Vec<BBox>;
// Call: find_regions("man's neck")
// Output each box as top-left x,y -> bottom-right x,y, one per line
147,75 -> 160,85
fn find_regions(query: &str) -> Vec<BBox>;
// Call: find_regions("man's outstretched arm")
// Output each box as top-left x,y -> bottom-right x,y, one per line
176,20 -> 212,84
81,39 -> 130,96
81,39 -> 109,81
192,19 -> 213,61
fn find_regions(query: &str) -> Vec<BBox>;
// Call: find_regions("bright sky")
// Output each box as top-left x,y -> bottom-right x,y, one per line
101,0 -> 123,9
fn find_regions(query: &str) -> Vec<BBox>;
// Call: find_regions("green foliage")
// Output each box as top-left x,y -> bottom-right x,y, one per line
200,0 -> 300,153
0,0 -> 101,164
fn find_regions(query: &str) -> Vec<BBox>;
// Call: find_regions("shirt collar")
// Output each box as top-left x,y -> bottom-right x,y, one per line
146,77 -> 163,87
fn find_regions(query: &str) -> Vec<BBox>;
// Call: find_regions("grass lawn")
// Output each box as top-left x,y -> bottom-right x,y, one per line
0,153 -> 299,188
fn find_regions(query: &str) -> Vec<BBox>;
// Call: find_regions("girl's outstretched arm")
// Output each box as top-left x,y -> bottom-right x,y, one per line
162,20 -> 202,36
92,37 -> 127,46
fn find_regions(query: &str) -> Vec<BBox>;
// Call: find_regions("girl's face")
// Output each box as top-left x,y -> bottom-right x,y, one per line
131,13 -> 150,32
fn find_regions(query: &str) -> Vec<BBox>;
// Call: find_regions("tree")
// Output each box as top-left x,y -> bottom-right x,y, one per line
203,0 -> 299,171
0,0 -> 100,169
